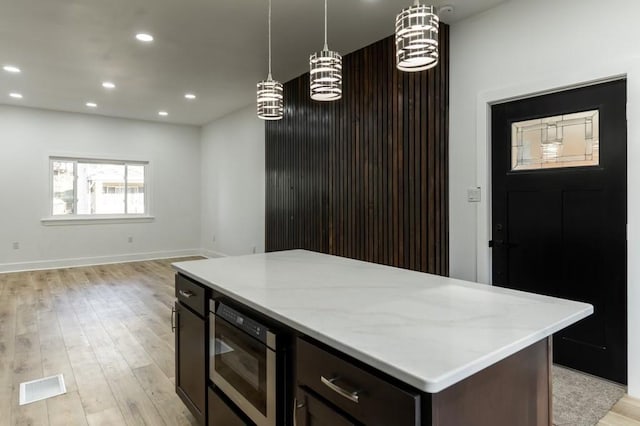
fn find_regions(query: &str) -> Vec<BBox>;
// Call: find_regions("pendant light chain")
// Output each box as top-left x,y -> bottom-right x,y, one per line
323,0 -> 328,51
268,0 -> 272,79
309,0 -> 342,101
257,0 -> 284,120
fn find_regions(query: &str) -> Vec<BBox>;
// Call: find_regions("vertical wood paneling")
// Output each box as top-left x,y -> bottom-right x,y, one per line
265,27 -> 449,276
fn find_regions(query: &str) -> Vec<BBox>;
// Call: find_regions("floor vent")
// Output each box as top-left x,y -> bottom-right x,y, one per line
19,374 -> 66,405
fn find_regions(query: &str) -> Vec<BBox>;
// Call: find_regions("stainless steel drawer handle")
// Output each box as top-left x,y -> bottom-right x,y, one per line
321,376 -> 360,403
179,290 -> 194,298
171,306 -> 176,332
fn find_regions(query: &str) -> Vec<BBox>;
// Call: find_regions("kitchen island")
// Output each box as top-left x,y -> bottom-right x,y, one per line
172,250 -> 592,426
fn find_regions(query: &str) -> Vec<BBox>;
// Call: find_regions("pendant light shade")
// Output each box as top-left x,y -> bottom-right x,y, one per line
258,0 -> 284,120
310,50 -> 342,101
257,79 -> 284,120
395,2 -> 439,72
310,0 -> 342,101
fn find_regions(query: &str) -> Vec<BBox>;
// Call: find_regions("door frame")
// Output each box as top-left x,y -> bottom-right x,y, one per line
473,60 -> 640,393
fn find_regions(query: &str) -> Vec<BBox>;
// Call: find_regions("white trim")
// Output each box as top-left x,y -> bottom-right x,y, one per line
41,215 -> 155,226
48,153 -> 150,164
201,249 -> 228,258
626,63 -> 640,398
0,249 -> 203,274
475,63 -> 631,285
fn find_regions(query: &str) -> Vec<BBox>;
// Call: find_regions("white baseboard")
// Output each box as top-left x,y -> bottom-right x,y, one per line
201,249 -> 228,258
0,249 -> 205,274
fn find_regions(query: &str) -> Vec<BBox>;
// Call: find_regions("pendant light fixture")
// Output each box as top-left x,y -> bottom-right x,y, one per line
395,1 -> 439,72
309,0 -> 342,101
257,0 -> 284,120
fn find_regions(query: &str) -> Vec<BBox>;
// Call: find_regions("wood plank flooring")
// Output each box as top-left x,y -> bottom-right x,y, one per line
0,257 -> 639,425
599,396 -> 640,425
0,258 -> 201,426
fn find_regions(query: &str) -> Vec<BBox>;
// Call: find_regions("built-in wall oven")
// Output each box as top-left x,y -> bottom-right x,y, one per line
210,300 -> 283,426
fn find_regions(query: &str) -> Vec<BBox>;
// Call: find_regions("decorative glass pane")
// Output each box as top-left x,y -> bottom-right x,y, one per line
126,165 -> 145,214
77,163 -> 125,214
52,161 -> 74,215
511,110 -> 599,171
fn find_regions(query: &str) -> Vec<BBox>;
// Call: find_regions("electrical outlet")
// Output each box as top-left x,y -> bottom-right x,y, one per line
467,187 -> 481,203
252,246 -> 257,254
128,236 -> 133,243
12,242 -> 19,250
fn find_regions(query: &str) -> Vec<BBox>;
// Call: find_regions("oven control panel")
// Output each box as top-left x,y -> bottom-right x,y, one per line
216,303 -> 268,344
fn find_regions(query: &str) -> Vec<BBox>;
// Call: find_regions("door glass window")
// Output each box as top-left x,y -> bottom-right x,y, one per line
511,110 -> 599,170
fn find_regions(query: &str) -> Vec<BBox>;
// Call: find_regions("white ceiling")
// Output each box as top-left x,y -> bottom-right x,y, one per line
0,0 -> 506,126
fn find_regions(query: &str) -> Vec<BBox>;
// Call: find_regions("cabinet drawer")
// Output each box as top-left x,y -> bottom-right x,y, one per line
296,338 -> 420,426
208,387 -> 250,426
296,387 -> 357,426
176,274 -> 207,317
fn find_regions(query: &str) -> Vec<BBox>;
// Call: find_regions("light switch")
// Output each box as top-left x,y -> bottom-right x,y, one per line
467,187 -> 481,203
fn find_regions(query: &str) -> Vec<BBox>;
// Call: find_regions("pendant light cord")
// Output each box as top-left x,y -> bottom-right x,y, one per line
323,0 -> 328,51
268,0 -> 273,80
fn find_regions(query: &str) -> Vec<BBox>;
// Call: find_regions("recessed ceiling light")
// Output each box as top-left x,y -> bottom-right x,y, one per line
3,65 -> 21,73
9,92 -> 23,99
86,102 -> 98,108
102,81 -> 116,89
158,111 -> 168,117
184,93 -> 196,100
136,33 -> 154,42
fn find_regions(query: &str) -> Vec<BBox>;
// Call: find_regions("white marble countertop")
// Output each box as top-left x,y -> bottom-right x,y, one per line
172,250 -> 592,393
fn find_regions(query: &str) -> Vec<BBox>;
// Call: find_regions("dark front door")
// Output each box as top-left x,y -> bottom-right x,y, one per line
491,80 -> 627,384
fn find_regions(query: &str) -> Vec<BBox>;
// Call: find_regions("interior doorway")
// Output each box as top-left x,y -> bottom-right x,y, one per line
490,79 -> 627,384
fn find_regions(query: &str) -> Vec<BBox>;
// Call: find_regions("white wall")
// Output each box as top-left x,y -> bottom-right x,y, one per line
200,105 -> 265,257
0,105 -> 202,271
449,0 -> 640,396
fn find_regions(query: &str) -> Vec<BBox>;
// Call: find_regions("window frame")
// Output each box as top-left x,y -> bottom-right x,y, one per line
44,156 -> 153,225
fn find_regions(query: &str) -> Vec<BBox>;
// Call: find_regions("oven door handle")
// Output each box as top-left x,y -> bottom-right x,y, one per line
320,376 -> 360,403
210,313 -> 216,381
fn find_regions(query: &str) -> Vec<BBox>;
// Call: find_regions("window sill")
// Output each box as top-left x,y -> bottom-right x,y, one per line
41,215 -> 155,226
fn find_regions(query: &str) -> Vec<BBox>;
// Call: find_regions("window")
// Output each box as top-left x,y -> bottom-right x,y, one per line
50,157 -> 148,217
511,110 -> 599,171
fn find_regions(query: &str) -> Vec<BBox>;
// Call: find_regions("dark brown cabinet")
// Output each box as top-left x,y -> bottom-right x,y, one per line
175,274 -> 208,425
173,271 -> 553,426
296,338 -> 420,426
208,386 -> 250,426
295,387 -> 357,426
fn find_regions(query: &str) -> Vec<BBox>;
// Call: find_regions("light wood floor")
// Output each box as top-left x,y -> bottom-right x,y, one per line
599,396 -> 640,425
1,258 -> 639,426
0,258 -> 201,426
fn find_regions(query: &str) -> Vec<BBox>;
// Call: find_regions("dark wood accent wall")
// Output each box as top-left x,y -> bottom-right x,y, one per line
265,26 -> 449,275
